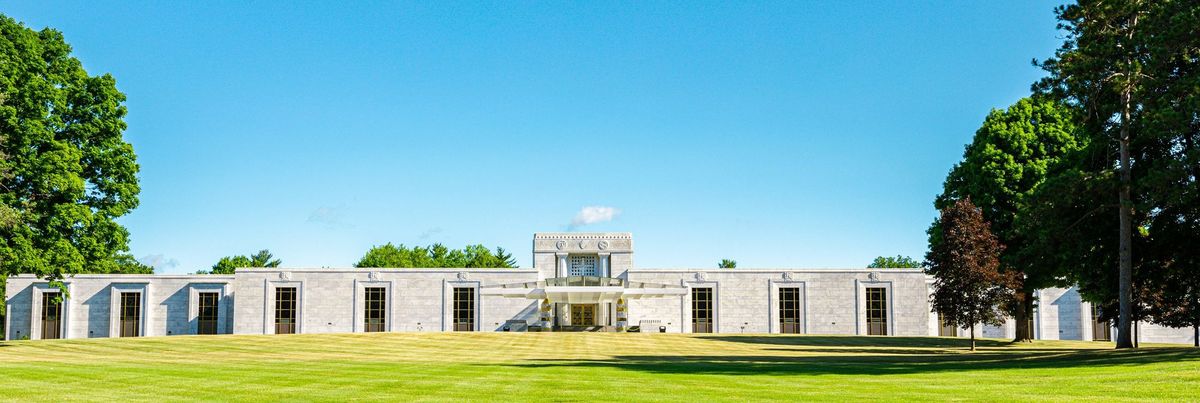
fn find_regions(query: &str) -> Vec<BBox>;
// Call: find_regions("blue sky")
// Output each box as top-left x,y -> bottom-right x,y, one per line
5,2 -> 1064,273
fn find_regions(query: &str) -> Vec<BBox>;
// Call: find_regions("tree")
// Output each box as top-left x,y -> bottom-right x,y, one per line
1034,0 -> 1200,348
718,259 -> 737,268
202,250 -> 281,274
355,243 -> 517,268
1136,0 -> 1200,348
1143,213 -> 1200,347
932,96 -> 1083,341
926,199 -> 1015,351
867,255 -> 921,269
0,15 -> 145,335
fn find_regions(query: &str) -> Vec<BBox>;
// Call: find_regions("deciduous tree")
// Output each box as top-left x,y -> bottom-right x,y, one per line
867,255 -> 921,269
932,96 -> 1083,342
926,199 -> 1015,351
0,15 -> 147,335
355,243 -> 517,268
202,250 -> 281,274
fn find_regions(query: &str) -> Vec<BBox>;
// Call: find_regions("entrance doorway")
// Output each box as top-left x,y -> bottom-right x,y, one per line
570,304 -> 597,326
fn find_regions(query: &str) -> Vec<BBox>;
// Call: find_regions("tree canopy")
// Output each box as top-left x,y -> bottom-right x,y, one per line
867,255 -> 921,269
718,259 -> 737,268
355,243 -> 517,268
1032,0 -> 1200,348
0,14 -> 145,281
931,96 -> 1083,341
0,14 -> 149,334
201,250 -> 281,274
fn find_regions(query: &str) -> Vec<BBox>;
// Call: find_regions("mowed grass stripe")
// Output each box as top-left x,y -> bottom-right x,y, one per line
1,333 -> 1197,401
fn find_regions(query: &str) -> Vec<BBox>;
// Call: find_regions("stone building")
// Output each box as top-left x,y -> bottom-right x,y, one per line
4,232 -> 1195,345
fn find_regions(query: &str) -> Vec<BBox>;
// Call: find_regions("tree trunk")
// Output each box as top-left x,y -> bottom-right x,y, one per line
970,323 -> 976,351
1193,324 -> 1197,348
1013,294 -> 1033,342
1115,83 -> 1135,350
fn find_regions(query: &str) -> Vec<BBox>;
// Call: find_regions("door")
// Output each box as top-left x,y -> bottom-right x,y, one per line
197,292 -> 219,335
1092,305 -> 1111,341
571,304 -> 596,326
41,292 -> 62,340
120,292 -> 142,337
938,313 -> 956,337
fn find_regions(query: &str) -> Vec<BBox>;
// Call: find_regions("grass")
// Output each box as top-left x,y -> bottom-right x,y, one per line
1,333 -> 1197,402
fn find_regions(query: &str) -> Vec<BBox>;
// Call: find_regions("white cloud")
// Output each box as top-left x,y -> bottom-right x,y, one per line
418,227 -> 443,240
307,205 -> 353,229
568,206 -> 621,230
139,254 -> 179,271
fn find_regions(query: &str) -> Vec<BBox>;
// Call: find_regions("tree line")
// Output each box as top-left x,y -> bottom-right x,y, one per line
200,244 -> 517,274
928,0 -> 1199,349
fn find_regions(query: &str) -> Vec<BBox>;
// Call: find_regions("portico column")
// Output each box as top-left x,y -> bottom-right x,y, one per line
556,253 -> 568,277
598,253 -> 610,277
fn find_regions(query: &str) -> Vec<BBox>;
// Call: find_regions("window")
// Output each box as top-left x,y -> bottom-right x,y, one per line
275,287 -> 297,335
364,287 -> 387,332
119,292 -> 142,337
568,255 -> 598,277
779,287 -> 802,334
41,292 -> 63,340
1092,305 -> 1111,342
691,288 -> 713,333
866,287 -> 888,336
197,292 -> 219,335
938,312 -> 956,337
453,287 -> 475,331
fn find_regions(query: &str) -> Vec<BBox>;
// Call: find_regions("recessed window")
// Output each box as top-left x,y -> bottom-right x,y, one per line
275,287 -> 297,335
779,287 -> 802,334
453,287 -> 475,331
938,312 -> 956,337
866,287 -> 888,336
364,287 -> 387,333
197,292 -> 219,335
1092,305 -> 1111,342
41,292 -> 63,340
568,255 -> 598,277
691,287 -> 713,333
119,292 -> 142,337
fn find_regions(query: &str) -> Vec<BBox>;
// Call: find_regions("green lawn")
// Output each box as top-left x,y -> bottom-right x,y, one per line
1,333 -> 1197,401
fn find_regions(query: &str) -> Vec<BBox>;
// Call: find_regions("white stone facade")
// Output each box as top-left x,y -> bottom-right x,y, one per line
4,232 -> 1196,345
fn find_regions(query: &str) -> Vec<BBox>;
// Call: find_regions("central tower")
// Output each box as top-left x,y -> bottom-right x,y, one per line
531,232 -> 634,280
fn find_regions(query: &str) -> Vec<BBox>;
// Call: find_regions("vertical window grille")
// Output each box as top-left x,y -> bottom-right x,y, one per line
41,292 -> 63,340
938,312 -> 956,337
453,287 -> 475,331
364,287 -> 387,332
568,255 -> 598,277
274,287 -> 297,335
866,287 -> 888,335
1092,305 -> 1111,342
779,287 -> 802,334
119,292 -> 142,337
691,288 -> 713,333
197,292 -> 219,335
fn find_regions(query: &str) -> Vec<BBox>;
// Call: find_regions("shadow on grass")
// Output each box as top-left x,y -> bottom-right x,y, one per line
701,335 -> 1013,348
504,336 -> 1200,376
